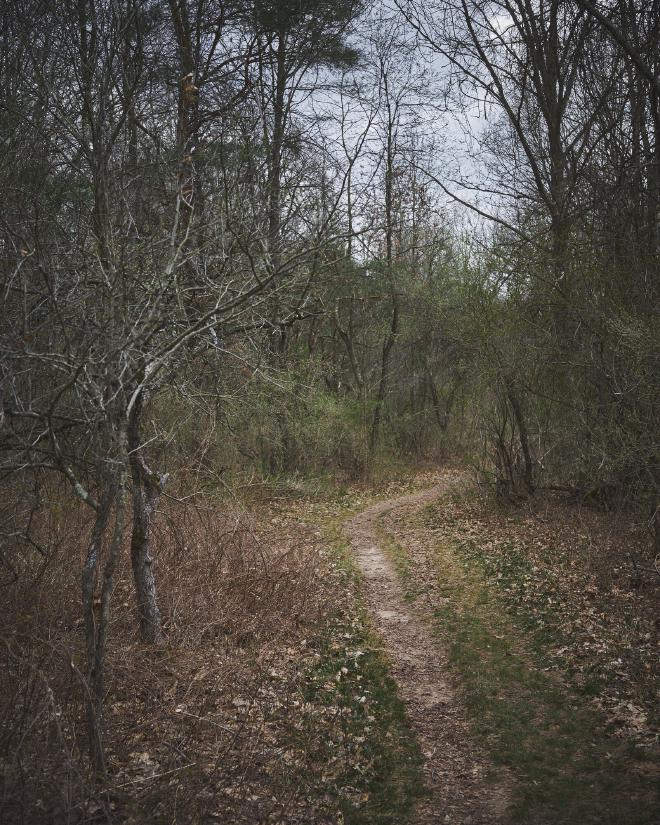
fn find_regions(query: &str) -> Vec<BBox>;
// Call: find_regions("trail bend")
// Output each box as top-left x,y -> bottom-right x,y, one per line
344,480 -> 511,825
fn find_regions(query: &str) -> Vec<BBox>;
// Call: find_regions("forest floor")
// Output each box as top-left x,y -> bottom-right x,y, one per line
343,479 -> 511,824
2,466 -> 659,824
337,468 -> 659,824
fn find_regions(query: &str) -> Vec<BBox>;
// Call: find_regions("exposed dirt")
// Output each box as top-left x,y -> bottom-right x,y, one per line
344,479 -> 512,825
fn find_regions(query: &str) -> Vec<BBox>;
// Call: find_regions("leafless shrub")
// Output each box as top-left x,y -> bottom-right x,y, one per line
0,479 -> 324,824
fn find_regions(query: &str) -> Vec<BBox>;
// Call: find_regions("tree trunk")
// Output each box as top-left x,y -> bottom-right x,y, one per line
370,96 -> 398,451
370,294 -> 399,449
424,362 -> 454,431
81,434 -> 128,774
82,490 -> 113,775
168,0 -> 200,241
506,379 -> 535,495
128,394 -> 166,645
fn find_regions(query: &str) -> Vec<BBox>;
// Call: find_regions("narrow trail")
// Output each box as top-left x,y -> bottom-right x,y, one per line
344,482 -> 511,825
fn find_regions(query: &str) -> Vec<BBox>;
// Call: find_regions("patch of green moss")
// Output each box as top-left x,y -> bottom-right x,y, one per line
297,522 -> 425,824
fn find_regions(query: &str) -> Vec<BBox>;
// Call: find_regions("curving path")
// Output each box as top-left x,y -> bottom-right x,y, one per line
344,482 -> 511,825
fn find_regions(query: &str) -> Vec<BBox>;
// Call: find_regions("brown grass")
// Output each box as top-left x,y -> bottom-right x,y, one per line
0,482 -> 333,825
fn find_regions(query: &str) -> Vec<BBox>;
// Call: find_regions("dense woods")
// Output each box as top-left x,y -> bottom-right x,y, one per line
0,0 -> 658,822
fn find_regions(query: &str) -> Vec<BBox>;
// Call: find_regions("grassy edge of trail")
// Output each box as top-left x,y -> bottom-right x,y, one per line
296,513 -> 425,825
377,507 -> 659,825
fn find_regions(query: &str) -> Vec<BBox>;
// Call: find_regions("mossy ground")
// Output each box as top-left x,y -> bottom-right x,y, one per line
378,497 -> 659,824
296,520 -> 425,824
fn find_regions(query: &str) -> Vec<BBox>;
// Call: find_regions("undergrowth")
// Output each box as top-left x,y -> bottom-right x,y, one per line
0,470 -> 431,825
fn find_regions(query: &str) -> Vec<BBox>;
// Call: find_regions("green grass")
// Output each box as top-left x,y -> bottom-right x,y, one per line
297,521 -> 425,824
382,519 -> 658,824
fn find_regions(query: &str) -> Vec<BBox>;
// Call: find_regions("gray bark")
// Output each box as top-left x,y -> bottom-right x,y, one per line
81,433 -> 128,774
128,395 -> 166,645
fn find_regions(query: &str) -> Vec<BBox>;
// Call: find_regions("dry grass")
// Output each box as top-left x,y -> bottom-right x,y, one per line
0,482 -> 338,824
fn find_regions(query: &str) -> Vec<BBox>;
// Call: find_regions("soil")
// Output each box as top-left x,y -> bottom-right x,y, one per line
344,481 -> 512,825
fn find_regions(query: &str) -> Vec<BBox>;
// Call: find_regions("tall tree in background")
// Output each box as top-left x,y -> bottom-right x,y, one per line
239,0 -> 362,470
396,0 -> 658,510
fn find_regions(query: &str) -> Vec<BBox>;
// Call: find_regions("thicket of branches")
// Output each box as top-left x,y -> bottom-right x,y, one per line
1,0 -> 657,794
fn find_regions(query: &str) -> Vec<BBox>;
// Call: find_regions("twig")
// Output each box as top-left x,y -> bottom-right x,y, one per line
108,762 -> 197,789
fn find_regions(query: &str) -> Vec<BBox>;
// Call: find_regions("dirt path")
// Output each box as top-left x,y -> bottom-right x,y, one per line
344,482 -> 511,825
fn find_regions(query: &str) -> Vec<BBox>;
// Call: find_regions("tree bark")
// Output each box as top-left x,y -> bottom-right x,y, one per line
506,379 -> 535,495
81,432 -> 128,774
128,394 -> 166,645
370,80 -> 399,450
168,0 -> 200,241
370,293 -> 399,449
81,488 -> 113,775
